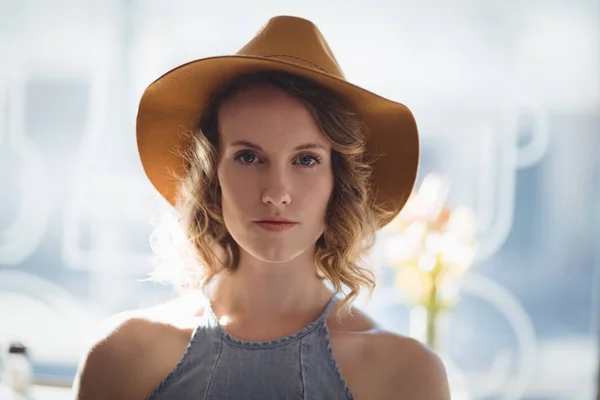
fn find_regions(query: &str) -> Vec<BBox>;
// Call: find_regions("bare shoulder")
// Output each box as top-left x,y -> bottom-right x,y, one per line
329,305 -> 450,400
369,331 -> 450,399
73,298 -> 203,400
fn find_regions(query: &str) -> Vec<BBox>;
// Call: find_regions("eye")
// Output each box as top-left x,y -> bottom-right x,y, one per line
295,154 -> 322,168
234,151 -> 262,166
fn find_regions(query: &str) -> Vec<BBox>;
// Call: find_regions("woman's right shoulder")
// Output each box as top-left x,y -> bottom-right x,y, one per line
72,298 -> 206,400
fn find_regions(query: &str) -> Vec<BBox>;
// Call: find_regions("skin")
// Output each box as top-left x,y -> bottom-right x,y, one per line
72,86 -> 451,400
210,85 -> 336,330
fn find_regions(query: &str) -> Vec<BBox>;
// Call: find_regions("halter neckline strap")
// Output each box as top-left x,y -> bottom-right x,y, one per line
205,295 -> 339,348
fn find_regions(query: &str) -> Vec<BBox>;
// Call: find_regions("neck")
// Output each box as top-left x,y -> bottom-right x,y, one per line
206,246 -> 333,321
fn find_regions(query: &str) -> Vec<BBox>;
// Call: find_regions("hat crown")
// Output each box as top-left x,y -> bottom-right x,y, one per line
236,16 -> 345,79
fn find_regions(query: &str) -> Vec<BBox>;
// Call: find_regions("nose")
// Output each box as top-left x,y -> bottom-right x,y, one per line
261,169 -> 292,206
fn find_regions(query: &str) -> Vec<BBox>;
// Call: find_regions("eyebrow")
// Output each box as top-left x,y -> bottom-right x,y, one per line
230,140 -> 328,152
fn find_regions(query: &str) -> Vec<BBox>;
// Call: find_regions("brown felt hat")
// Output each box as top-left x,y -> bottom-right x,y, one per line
136,15 -> 419,227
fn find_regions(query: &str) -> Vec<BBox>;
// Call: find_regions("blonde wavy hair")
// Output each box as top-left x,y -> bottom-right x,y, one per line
149,71 -> 392,318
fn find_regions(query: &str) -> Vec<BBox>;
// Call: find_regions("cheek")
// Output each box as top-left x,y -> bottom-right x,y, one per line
297,172 -> 334,213
217,164 -> 253,212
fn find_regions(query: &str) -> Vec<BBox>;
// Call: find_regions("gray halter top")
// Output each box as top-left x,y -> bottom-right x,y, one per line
147,295 -> 354,399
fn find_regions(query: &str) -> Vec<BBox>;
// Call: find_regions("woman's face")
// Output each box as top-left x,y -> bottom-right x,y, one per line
217,85 -> 334,263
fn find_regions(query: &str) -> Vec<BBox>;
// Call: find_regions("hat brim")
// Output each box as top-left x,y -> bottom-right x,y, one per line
136,55 -> 419,227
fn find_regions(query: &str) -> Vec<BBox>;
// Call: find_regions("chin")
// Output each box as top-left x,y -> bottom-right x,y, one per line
238,235 -> 318,264
229,226 -> 323,264
247,244 -> 307,264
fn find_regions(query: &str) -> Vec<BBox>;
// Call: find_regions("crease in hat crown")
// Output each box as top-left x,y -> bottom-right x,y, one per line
236,16 -> 345,79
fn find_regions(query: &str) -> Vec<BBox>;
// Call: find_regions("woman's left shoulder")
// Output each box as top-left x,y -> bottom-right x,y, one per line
330,306 -> 451,399
363,330 -> 451,399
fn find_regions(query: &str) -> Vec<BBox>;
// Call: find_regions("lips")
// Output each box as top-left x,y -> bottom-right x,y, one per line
254,219 -> 298,232
255,217 -> 296,224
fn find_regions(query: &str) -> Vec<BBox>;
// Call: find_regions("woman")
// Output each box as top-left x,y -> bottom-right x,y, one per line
73,15 -> 450,399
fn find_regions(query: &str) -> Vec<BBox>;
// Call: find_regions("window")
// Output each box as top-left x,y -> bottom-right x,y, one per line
1,2 -> 598,399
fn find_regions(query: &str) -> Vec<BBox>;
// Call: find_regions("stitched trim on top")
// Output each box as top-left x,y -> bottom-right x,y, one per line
203,335 -> 223,400
218,321 -> 322,349
147,324 -> 203,398
323,323 -> 355,400
299,337 -> 307,399
210,296 -> 338,349
263,54 -> 328,73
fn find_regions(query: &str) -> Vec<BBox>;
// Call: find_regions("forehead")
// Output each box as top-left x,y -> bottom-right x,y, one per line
217,85 -> 329,148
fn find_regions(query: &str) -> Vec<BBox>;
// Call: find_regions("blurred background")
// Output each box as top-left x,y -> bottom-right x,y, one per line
0,0 -> 598,399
